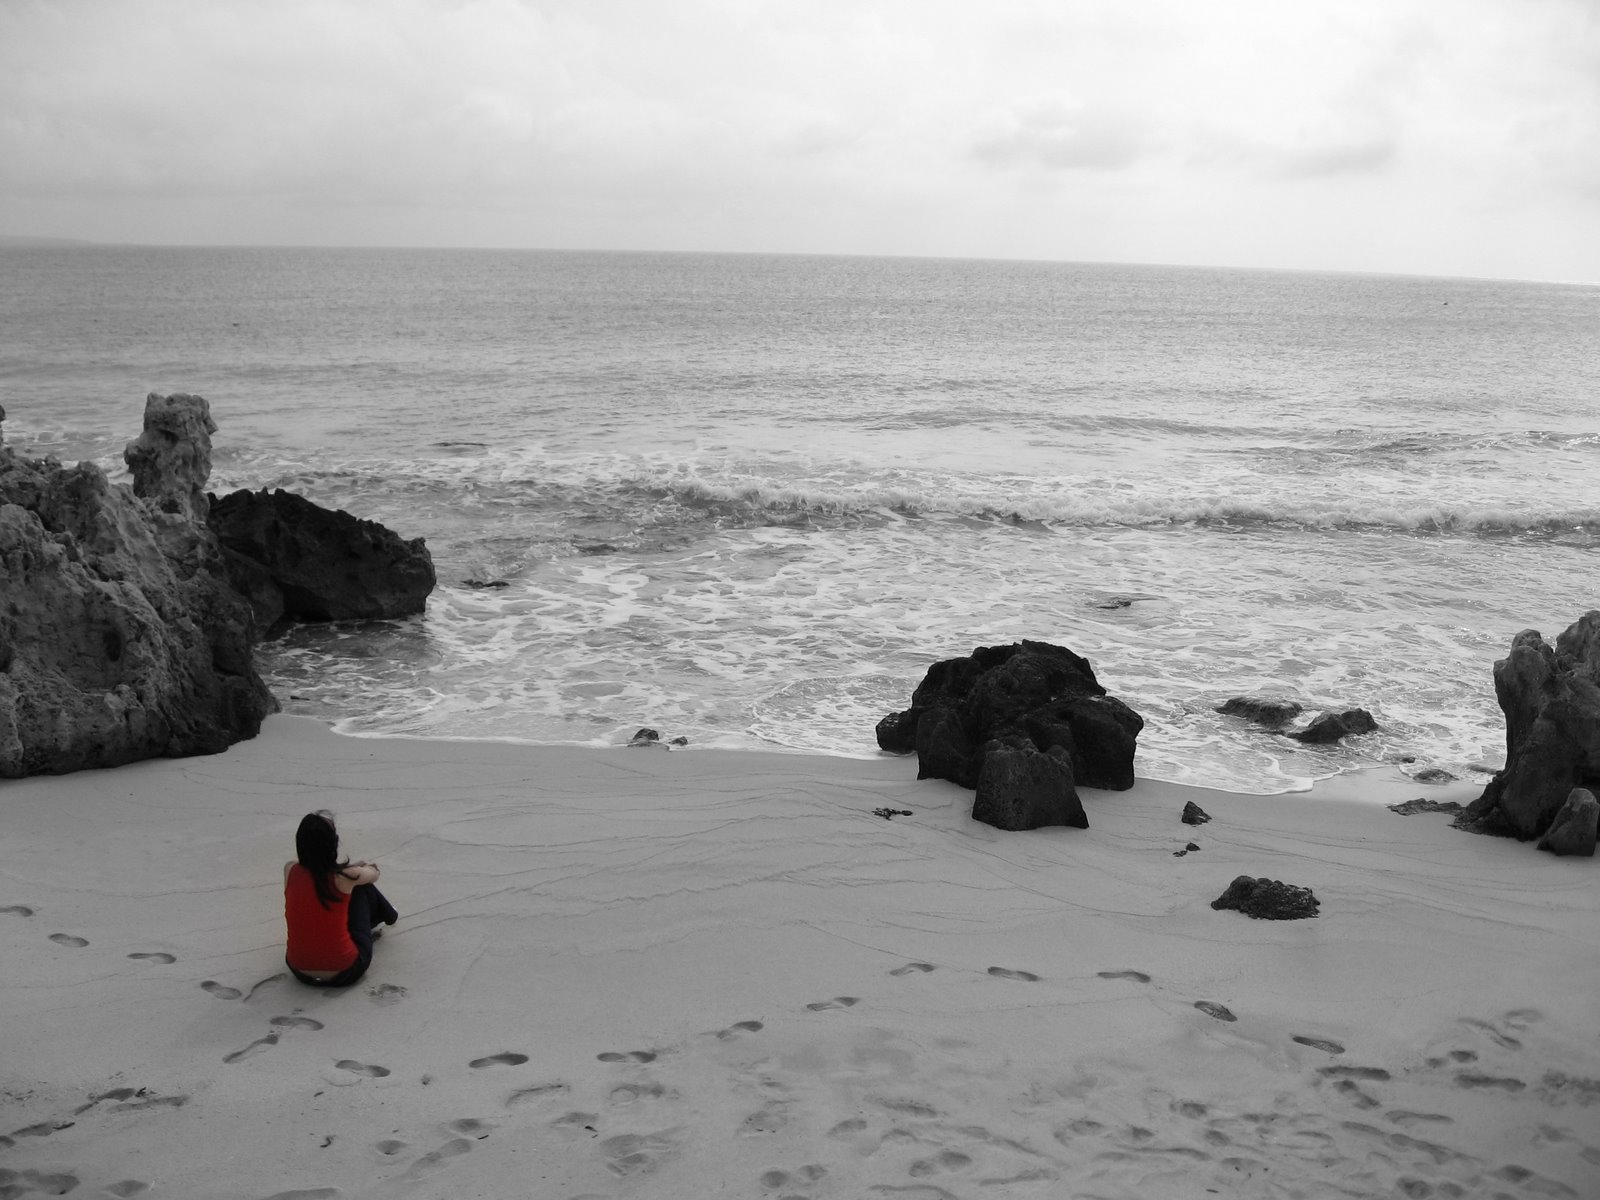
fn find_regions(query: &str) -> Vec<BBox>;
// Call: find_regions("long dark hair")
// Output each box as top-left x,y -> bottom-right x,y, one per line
295,811 -> 351,909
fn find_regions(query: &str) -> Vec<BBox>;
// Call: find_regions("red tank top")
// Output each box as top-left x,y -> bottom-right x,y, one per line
285,864 -> 358,972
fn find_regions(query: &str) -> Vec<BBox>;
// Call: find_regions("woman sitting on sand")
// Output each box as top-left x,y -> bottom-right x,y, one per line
284,811 -> 398,988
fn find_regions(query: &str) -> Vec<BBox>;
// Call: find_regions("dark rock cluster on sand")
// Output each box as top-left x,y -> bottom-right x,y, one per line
1211,875 -> 1321,920
877,641 -> 1143,831
0,393 -> 436,777
1456,614 -> 1600,855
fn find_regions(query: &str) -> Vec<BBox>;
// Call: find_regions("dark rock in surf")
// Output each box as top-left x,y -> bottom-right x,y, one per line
1411,767 -> 1458,784
1535,787 -> 1598,857
971,737 -> 1088,831
1291,708 -> 1378,744
0,393 -> 276,776
878,641 -> 1143,831
1458,615 -> 1600,842
1211,875 -> 1320,920
1181,801 -> 1212,825
208,488 -> 436,625
1217,696 -> 1303,727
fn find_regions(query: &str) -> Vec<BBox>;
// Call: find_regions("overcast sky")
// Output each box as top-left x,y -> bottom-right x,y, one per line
3,0 -> 1597,281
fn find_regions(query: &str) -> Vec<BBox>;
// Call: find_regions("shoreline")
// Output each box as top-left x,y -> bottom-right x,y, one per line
2,715 -> 1593,1198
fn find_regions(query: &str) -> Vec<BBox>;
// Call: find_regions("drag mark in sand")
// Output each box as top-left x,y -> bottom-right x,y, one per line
242,972 -> 287,1002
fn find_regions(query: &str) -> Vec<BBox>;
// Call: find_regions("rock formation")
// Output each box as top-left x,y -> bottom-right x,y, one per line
1181,801 -> 1212,825
208,488 -> 436,627
1211,876 -> 1320,920
0,393 -> 277,776
1535,787 -> 1598,857
1458,615 -> 1600,842
1216,696 -> 1303,727
877,641 -> 1143,831
1290,708 -> 1378,744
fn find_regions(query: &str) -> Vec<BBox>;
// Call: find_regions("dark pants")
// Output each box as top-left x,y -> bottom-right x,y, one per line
288,883 -> 398,989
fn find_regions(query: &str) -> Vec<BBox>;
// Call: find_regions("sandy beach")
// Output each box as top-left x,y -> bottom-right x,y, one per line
2,715 -> 1596,1199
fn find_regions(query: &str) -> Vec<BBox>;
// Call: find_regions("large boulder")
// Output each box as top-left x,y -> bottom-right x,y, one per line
208,488 -> 436,625
878,641 -> 1143,830
0,396 -> 277,776
971,737 -> 1088,831
1458,616 -> 1600,841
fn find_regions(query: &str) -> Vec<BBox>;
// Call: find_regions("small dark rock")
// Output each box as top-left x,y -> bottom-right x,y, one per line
1411,767 -> 1458,784
1181,801 -> 1212,826
1389,798 -> 1465,816
1217,696 -> 1303,727
631,728 -> 659,742
872,808 -> 914,820
1291,708 -> 1378,744
462,579 -> 509,589
1211,875 -> 1320,920
1185,842 -> 1200,851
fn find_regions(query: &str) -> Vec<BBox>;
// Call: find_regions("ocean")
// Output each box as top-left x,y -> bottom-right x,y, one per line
5,245 -> 1599,793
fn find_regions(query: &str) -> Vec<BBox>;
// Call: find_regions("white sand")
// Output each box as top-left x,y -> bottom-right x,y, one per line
2,715 -> 1596,1199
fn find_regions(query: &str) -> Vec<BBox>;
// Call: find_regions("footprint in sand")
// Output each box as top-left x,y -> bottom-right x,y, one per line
201,980 -> 243,1000
1097,969 -> 1151,983
714,1020 -> 764,1040
987,967 -> 1040,982
1,905 -> 34,917
760,1164 -> 828,1190
404,1138 -> 473,1181
48,933 -> 89,948
258,1190 -> 342,1200
1292,1035 -> 1344,1054
506,1082 -> 569,1107
127,952 -> 176,964
449,1118 -> 494,1138
105,1181 -> 152,1198
269,1015 -> 325,1031
1455,1071 -> 1526,1092
223,1033 -> 280,1064
805,996 -> 861,1010
469,1052 -> 529,1069
6,1172 -> 80,1195
909,1150 -> 973,1178
827,1117 -> 869,1138
1193,1001 -> 1237,1022
601,1130 -> 678,1176
373,1139 -> 407,1157
335,1060 -> 391,1078
597,1050 -> 657,1063
890,962 -> 936,976
112,1094 -> 189,1113
610,1082 -> 670,1105
368,983 -> 407,1006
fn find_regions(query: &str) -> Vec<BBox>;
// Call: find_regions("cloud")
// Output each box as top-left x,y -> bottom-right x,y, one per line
971,103 -> 1148,171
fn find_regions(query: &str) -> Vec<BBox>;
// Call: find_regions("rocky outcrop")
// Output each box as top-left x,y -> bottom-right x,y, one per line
1536,788 -> 1598,857
1290,708 -> 1378,744
877,641 -> 1143,831
1211,875 -> 1320,920
971,737 -> 1087,831
1216,696 -> 1303,727
208,488 -> 436,626
1458,615 -> 1600,841
1389,798 -> 1464,817
0,394 -> 276,776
